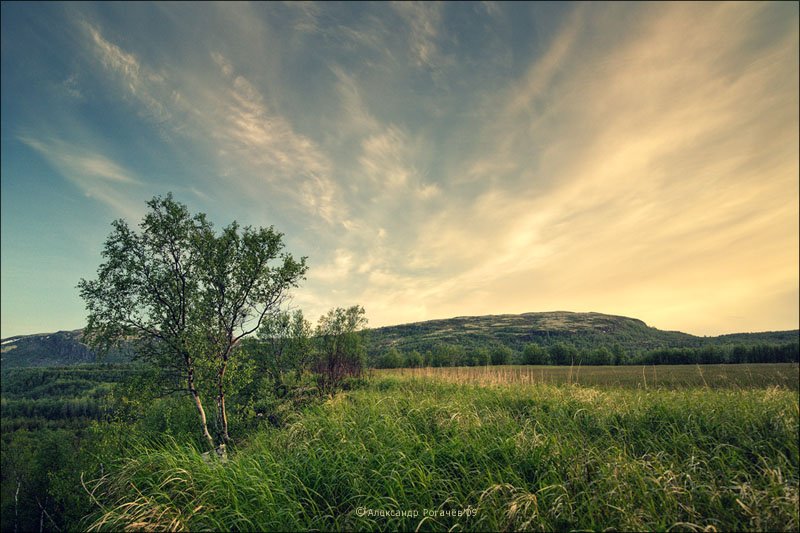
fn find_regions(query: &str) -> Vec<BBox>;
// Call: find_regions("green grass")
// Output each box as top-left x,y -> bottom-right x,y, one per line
86,371 -> 799,532
379,363 -> 800,390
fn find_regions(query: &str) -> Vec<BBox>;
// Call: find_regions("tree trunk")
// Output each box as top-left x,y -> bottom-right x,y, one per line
216,361 -> 230,444
219,391 -> 229,444
187,367 -> 215,450
14,479 -> 19,533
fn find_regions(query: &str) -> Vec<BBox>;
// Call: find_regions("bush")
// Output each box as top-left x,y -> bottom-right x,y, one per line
490,345 -> 513,365
549,342 -> 578,365
523,343 -> 548,365
405,350 -> 424,368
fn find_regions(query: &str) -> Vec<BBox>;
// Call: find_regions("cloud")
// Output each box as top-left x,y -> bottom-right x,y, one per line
83,20 -> 346,226
359,126 -> 417,188
331,66 -> 380,134
61,74 -> 84,100
298,2 -> 797,334
211,52 -> 234,77
311,248 -> 353,282
84,22 -> 170,123
408,2 -> 799,334
211,56 -> 342,225
23,3 -> 795,335
18,136 -> 143,220
506,5 -> 584,115
283,1 -> 322,33
392,1 -> 446,69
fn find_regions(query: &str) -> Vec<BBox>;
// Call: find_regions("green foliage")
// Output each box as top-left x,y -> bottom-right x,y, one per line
0,356 -> 317,532
490,345 -> 513,365
377,347 -> 404,369
549,342 -> 579,365
84,375 -> 799,532
1,397 -> 105,420
3,361 -> 799,531
405,350 -> 424,368
371,341 -> 797,369
589,346 -> 613,365
365,311 -> 799,361
637,342 -> 799,365
1,364 -> 136,399
611,343 -> 625,365
0,364 -> 142,533
192,215 -> 308,443
78,193 -> 307,447
523,343 -> 549,365
428,343 -> 466,367
314,306 -> 368,390
369,340 -> 795,369
243,309 -> 314,394
2,428 -> 82,532
462,347 -> 490,366
6,312 -> 797,372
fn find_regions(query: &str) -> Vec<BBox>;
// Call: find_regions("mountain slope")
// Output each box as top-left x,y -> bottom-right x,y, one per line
1,330 -> 129,369
365,311 -> 798,355
2,311 -> 797,368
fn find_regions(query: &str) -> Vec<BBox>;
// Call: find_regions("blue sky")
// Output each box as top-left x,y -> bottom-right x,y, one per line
2,1 -> 798,338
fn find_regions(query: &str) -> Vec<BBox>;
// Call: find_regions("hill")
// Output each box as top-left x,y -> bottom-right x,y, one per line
2,311 -> 797,368
0,329 -> 130,369
365,311 -> 798,356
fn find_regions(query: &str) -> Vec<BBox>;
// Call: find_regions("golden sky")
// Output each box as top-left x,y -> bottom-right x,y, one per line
2,2 -> 798,336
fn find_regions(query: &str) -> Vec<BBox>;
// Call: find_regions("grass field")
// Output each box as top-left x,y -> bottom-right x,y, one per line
378,363 -> 800,390
86,364 -> 799,532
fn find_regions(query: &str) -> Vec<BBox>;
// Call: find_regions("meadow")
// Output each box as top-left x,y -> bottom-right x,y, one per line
85,364 -> 799,532
379,363 -> 800,390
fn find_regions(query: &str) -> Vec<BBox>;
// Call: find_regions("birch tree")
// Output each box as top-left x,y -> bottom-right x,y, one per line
78,193 -> 306,448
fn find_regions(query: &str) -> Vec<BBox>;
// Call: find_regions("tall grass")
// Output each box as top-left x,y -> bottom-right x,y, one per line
86,375 -> 799,531
380,363 -> 800,390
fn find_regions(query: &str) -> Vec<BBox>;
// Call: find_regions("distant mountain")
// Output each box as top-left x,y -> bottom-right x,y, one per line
0,330 -> 130,369
2,311 -> 797,368
365,311 -> 799,356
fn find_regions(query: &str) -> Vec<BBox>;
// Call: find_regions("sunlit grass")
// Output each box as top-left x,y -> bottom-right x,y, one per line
379,363 -> 800,390
87,370 -> 799,531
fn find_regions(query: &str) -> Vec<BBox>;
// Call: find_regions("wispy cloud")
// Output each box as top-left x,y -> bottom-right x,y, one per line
61,74 -> 84,100
7,3 -> 794,335
331,66 -> 380,134
392,1 -> 446,69
84,22 -> 170,124
210,55 -> 342,225
284,0 -> 322,33
405,2 -> 799,333
82,20 -> 345,226
18,136 -> 143,220
359,126 -> 416,188
303,2 -> 798,333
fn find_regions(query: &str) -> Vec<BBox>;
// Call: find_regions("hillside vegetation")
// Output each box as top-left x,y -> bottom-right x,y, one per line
3,311 -> 797,368
367,311 -> 798,354
1,330 -> 129,369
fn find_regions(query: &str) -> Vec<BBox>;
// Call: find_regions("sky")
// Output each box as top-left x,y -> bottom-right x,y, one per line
1,1 -> 798,338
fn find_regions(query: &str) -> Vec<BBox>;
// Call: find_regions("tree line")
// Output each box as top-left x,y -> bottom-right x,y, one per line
374,340 -> 799,368
1,397 -> 106,420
